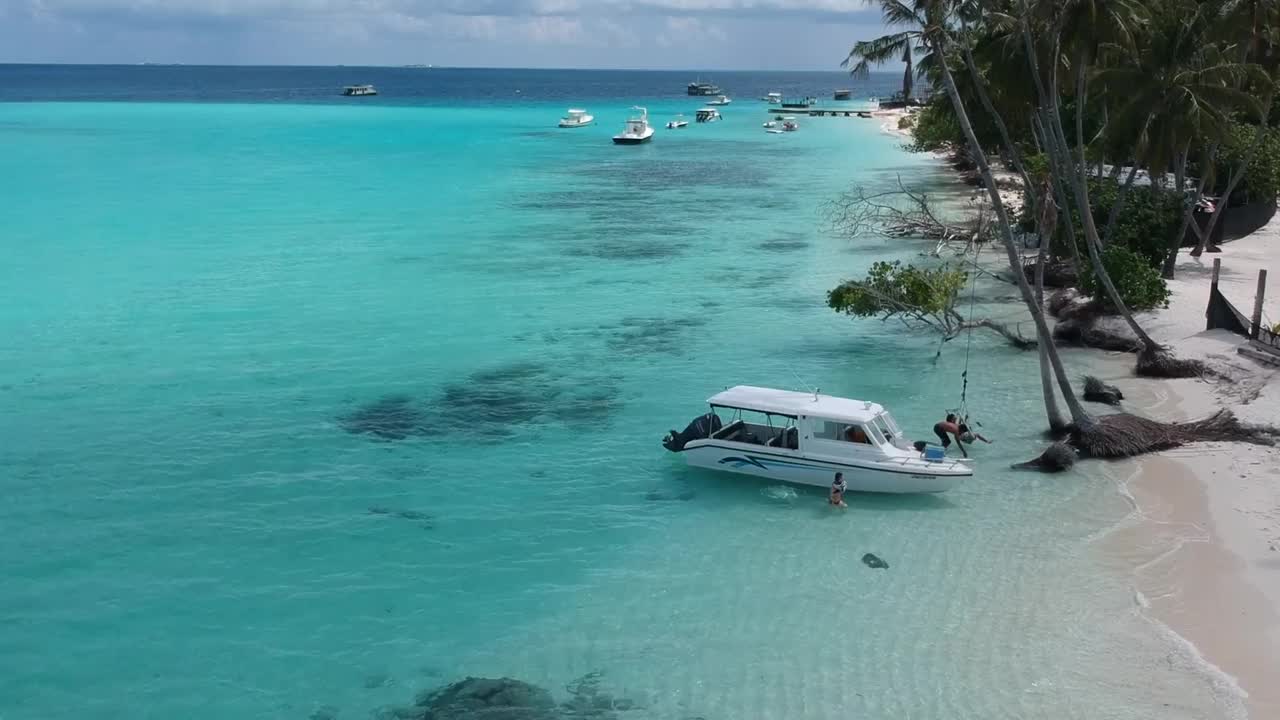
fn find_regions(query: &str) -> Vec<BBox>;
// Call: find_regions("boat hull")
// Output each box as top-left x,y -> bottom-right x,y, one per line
612,133 -> 653,144
680,442 -> 968,494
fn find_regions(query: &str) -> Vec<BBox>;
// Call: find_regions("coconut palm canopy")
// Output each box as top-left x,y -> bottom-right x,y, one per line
843,0 -> 933,100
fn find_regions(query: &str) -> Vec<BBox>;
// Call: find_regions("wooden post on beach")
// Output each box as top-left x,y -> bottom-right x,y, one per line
1250,269 -> 1268,340
1208,259 -> 1221,331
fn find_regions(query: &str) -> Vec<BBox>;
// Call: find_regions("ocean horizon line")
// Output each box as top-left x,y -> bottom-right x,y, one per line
0,61 -> 899,75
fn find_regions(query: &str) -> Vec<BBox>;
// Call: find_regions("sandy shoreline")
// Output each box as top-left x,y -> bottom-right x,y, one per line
1089,229 -> 1280,718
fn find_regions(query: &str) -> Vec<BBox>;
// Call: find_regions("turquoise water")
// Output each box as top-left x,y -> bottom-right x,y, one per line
0,77 -> 1244,719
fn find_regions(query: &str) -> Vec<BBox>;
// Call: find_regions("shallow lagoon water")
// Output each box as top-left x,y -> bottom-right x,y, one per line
0,68 -> 1245,719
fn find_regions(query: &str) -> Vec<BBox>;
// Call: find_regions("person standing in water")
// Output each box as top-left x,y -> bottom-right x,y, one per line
933,413 -> 967,457
829,472 -> 847,508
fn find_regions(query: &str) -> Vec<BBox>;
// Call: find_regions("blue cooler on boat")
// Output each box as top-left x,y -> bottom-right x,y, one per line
923,446 -> 946,462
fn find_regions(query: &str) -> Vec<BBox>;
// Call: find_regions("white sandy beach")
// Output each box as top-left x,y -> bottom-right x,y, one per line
1117,226 -> 1280,718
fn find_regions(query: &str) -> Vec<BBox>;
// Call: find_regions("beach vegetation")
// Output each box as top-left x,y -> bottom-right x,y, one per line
827,260 -> 1035,348
842,0 -> 1280,458
1078,245 -> 1172,312
907,102 -> 963,152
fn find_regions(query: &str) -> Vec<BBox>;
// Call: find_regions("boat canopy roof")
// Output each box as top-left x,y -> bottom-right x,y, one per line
706,386 -> 885,423
566,108 -> 587,114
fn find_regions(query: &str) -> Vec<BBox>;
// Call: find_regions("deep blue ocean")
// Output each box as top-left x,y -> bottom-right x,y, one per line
0,65 -> 1246,720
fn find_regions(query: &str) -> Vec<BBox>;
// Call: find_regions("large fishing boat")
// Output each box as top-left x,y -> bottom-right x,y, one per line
662,386 -> 971,493
687,81 -> 721,96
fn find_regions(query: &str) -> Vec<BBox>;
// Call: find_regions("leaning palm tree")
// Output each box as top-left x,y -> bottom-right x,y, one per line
844,0 -> 932,100
914,0 -> 1280,457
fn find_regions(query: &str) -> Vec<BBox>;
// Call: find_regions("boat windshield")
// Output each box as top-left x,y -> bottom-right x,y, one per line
874,412 -> 901,439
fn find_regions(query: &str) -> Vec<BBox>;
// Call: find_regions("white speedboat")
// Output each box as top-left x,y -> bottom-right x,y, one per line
762,92 -> 782,104
666,115 -> 688,129
782,117 -> 799,132
762,120 -> 778,129
695,108 -> 721,123
612,107 -> 655,145
558,108 -> 594,128
343,85 -> 377,96
707,95 -> 732,106
662,386 -> 971,494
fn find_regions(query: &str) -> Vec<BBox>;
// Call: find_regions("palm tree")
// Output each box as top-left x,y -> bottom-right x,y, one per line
919,0 -> 1097,428
844,1 -> 932,100
1097,0 -> 1263,278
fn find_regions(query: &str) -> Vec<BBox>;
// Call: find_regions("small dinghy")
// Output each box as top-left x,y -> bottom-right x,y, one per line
662,386 -> 971,494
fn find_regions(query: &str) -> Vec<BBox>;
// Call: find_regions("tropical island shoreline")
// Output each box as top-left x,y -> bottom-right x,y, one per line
880,107 -> 1280,718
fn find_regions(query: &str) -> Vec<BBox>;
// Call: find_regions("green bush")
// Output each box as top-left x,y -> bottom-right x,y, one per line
1084,179 -> 1184,267
828,261 -> 967,317
1079,245 -> 1171,311
907,103 -> 964,153
1214,121 -> 1280,204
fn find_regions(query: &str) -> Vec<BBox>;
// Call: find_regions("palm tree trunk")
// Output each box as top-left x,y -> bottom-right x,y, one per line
1164,144 -> 1217,276
1101,163 -> 1141,248
902,48 -> 914,100
1193,107 -> 1272,255
1034,211 -> 1066,431
931,27 -> 1094,428
1054,48 -> 1159,352
959,40 -> 1037,216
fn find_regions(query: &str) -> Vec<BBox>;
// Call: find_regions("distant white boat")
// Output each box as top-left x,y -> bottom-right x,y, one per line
666,115 -> 689,129
558,108 -> 595,128
707,95 -> 732,106
695,108 -> 721,123
782,116 -> 799,132
662,386 -> 971,494
763,120 -> 778,129
613,107 -> 655,145
762,92 -> 782,104
343,85 -> 377,96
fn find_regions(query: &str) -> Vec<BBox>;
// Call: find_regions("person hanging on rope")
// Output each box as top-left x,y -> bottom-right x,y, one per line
933,413 -> 967,457
958,419 -> 992,446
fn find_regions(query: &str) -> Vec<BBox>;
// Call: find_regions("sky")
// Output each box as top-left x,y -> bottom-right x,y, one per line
0,1 -> 904,70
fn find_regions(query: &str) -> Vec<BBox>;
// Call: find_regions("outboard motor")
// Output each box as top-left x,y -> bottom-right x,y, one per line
662,412 -> 722,452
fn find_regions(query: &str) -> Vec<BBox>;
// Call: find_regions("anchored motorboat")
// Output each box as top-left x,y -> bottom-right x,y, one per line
662,386 -> 972,494
782,116 -> 799,132
612,106 -> 655,145
688,81 -> 721,96
342,85 -> 377,96
666,115 -> 689,129
695,108 -> 721,123
558,108 -> 595,128
762,92 -> 783,104
707,95 -> 732,106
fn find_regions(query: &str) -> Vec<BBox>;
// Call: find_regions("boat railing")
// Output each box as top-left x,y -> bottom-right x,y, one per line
882,454 -> 972,471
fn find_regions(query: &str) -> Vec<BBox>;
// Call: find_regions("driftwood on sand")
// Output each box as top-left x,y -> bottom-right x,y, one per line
1073,410 -> 1280,459
1082,376 -> 1124,406
1012,442 -> 1076,472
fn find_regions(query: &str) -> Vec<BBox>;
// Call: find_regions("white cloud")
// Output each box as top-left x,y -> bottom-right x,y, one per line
656,15 -> 725,48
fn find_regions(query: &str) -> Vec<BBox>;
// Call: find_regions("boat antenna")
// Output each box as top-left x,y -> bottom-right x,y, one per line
791,370 -> 819,400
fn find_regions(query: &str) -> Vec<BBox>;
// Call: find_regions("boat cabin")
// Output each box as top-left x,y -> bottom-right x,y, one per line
695,108 -> 720,123
702,386 -> 905,457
